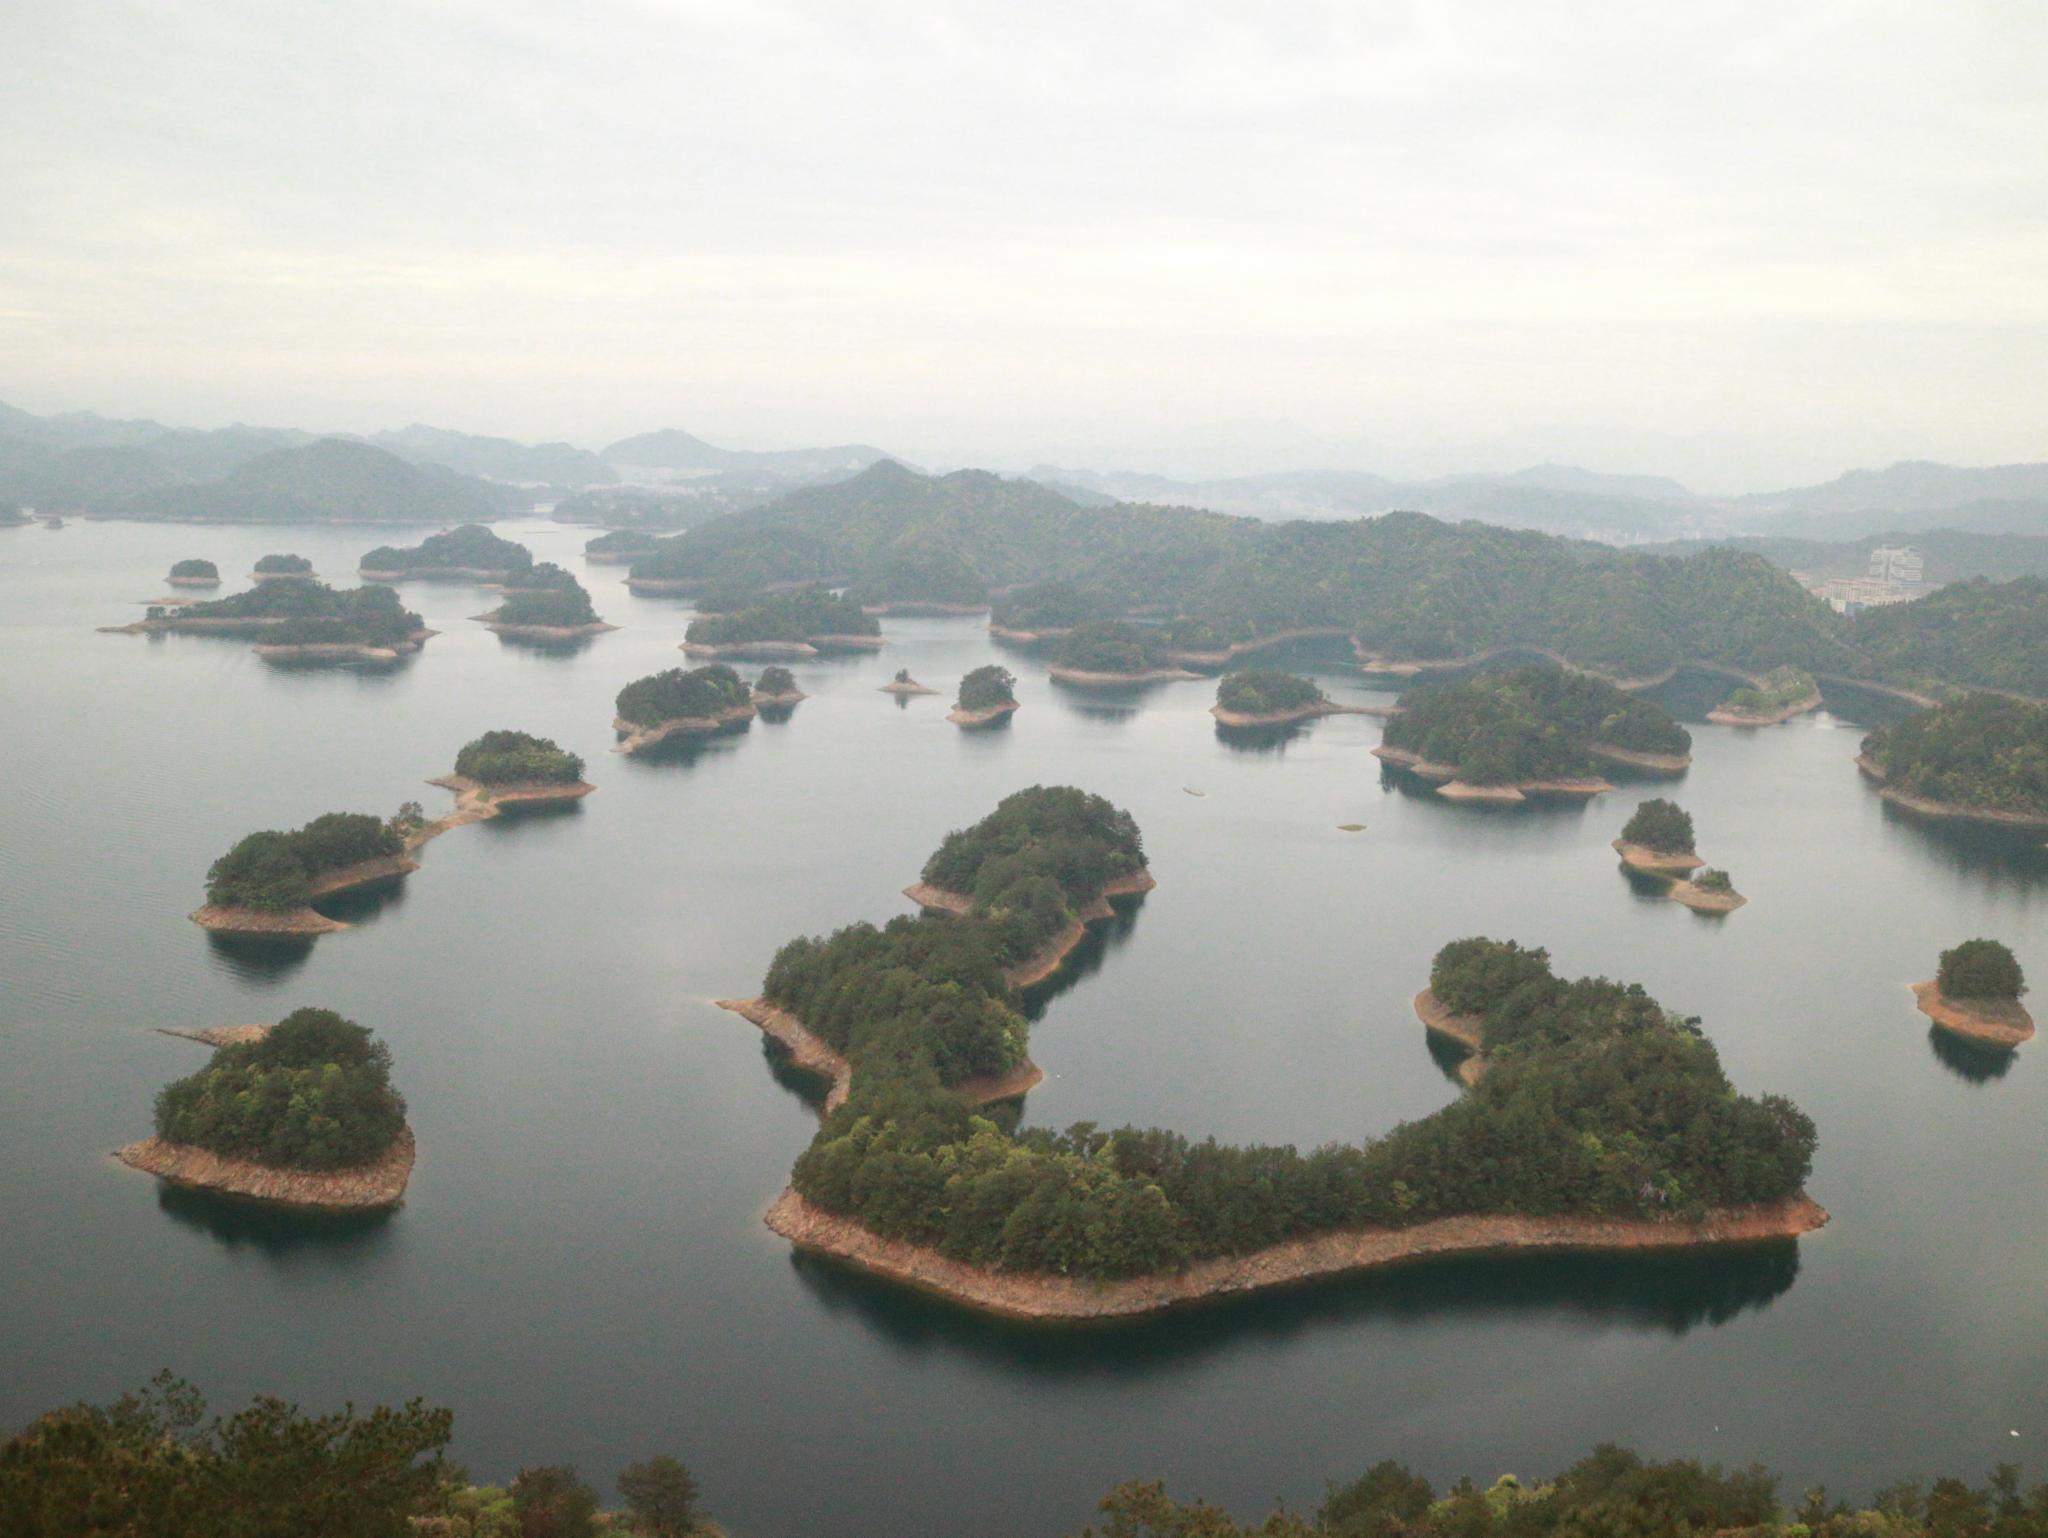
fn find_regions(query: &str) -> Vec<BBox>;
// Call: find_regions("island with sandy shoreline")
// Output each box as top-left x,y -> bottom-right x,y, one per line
358,523 -> 533,582
724,796 -> 1821,1322
948,664 -> 1021,727
474,569 -> 616,639
190,810 -> 424,936
752,665 -> 806,707
613,663 -> 756,753
1048,619 -> 1201,687
1209,668 -> 1362,728
880,669 -> 938,696
1708,666 -> 1823,727
114,1009 -> 415,1210
109,580 -> 434,663
680,587 -> 883,658
165,558 -> 220,588
1912,941 -> 2034,1049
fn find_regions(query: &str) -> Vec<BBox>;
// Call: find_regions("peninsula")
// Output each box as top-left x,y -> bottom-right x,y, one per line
680,588 -> 882,658
1857,693 -> 2048,830
613,663 -> 756,752
988,582 -> 1105,643
165,558 -> 220,588
115,1008 -> 414,1209
358,523 -> 533,582
727,791 -> 1820,1320
1708,666 -> 1823,726
1048,620 -> 1200,686
1210,669 -> 1352,728
947,664 -> 1020,727
1375,665 -> 1690,800
425,731 -> 594,824
1912,940 -> 2034,1048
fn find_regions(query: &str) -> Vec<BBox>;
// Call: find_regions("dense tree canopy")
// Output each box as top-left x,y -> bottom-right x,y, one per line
683,588 -> 878,647
1620,799 -> 1696,854
485,579 -> 601,629
1861,694 -> 2048,817
1382,666 -> 1689,784
755,665 -> 799,696
153,1008 -> 407,1170
161,580 -> 425,649
1719,665 -> 1817,715
582,527 -> 664,557
495,560 -> 581,592
360,523 -> 532,575
1053,620 -> 1172,674
168,558 -> 217,579
614,665 -> 751,729
1938,939 -> 2026,1001
992,581 -> 1111,632
849,542 -> 990,606
205,811 -> 407,911
957,665 -> 1017,711
1216,670 -> 1326,715
253,552 -> 312,574
454,730 -> 585,787
1852,578 -> 2048,697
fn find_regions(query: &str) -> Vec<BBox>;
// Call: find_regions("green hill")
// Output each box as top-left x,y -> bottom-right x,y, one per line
120,439 -> 526,524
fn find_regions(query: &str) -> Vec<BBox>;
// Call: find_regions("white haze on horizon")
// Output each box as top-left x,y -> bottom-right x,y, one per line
2,1 -> 2045,495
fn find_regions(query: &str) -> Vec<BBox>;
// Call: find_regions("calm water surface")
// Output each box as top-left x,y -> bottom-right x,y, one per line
2,519 -> 2045,1536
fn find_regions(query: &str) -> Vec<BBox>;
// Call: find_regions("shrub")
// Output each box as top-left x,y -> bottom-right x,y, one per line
1620,799 -> 1695,854
957,665 -> 1017,711
1937,939 -> 2026,1001
1694,868 -> 1734,892
756,665 -> 798,696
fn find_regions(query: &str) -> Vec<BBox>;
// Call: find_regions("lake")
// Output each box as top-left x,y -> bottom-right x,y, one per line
2,517 -> 2044,1536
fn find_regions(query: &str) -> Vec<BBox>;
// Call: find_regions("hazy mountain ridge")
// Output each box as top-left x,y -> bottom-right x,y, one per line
116,439 -> 527,525
369,425 -> 618,487
599,427 -> 900,486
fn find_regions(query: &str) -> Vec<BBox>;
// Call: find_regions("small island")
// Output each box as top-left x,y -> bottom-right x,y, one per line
753,664 -> 806,706
614,663 -> 756,752
1210,669 -> 1348,728
1670,867 -> 1746,913
1913,939 -> 2034,1048
165,558 -> 220,589
1708,666 -> 1822,726
681,588 -> 883,658
475,570 -> 615,638
191,809 -> 421,935
1047,619 -> 1200,686
428,730 -> 594,822
110,581 -> 433,663
988,581 -> 1108,643
114,1008 -> 414,1209
948,664 -> 1020,727
1857,693 -> 2048,830
880,668 -> 938,696
1375,666 -> 1691,800
583,528 -> 664,564
358,523 -> 533,582
251,552 -> 315,581
1611,799 -> 1705,875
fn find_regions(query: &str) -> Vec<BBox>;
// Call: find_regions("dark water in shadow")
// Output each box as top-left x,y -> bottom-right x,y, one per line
4,519 -> 2047,1536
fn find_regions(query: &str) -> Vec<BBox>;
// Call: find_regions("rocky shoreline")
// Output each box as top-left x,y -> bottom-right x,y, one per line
1707,688 -> 1823,727
1049,664 -> 1201,687
1668,880 -> 1746,913
1413,988 -> 1486,1086
715,997 -> 1044,1114
1588,743 -> 1691,775
1911,980 -> 2035,1049
189,852 -> 421,936
761,1188 -> 1830,1323
879,676 -> 938,696
948,700 -> 1020,727
861,600 -> 989,616
904,870 -> 1157,989
613,704 -> 757,754
1855,755 -> 2048,831
1210,700 -> 1360,729
1612,840 -> 1705,875
1373,746 -> 1611,801
357,565 -> 520,582
481,619 -> 620,639
115,1125 -> 416,1210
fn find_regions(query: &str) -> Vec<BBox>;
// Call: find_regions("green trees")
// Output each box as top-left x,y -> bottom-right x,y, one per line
1695,868 -> 1735,893
496,561 -> 581,592
360,524 -> 533,575
254,552 -> 313,574
1620,799 -> 1696,854
683,588 -> 878,646
1216,670 -> 1326,715
957,664 -> 1018,711
1427,937 -> 1553,1018
0,1373 -> 453,1538
614,665 -> 751,728
993,581 -> 1109,632
850,542 -> 990,606
755,665 -> 799,696
1053,620 -> 1170,674
206,812 -> 407,910
1860,694 -> 2048,817
1719,665 -> 1817,715
1382,666 -> 1690,783
153,1008 -> 406,1169
1851,576 -> 2048,696
485,577 -> 601,629
1937,940 -> 2026,1001
583,527 -> 663,557
616,1456 -> 702,1538
168,580 -> 426,649
168,557 -> 217,579
454,731 -> 584,787
508,1465 -> 599,1538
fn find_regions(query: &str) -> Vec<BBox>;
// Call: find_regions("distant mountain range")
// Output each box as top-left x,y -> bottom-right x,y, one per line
599,427 -> 900,487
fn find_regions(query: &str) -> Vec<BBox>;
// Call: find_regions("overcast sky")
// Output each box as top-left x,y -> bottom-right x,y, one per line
2,1 -> 2043,491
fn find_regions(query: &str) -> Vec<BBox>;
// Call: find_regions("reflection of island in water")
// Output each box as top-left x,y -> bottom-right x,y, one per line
154,1181 -> 400,1256
1876,803 -> 2048,884
1213,721 -> 1309,755
1927,1025 -> 2016,1084
622,722 -> 753,768
1014,897 -> 1146,1019
786,1234 -> 1803,1370
202,932 -> 316,984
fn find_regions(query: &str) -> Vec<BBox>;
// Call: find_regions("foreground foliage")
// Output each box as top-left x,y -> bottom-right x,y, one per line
153,1008 -> 406,1170
1382,666 -> 1689,784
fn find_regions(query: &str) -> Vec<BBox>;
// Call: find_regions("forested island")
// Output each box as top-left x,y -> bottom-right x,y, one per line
114,1008 -> 415,1208
1913,939 -> 2033,1048
251,552 -> 314,580
1375,666 -> 1690,799
753,665 -> 805,706
613,664 -> 755,752
1709,665 -> 1822,726
165,557 -> 219,588
1611,798 -> 1704,874
1670,867 -> 1746,913
680,589 -> 881,657
359,523 -> 533,581
725,790 -> 1818,1319
1858,694 -> 2048,827
428,730 -> 595,823
1049,620 -> 1199,685
583,526 -> 664,563
110,580 -> 433,662
1211,669 -> 1342,727
475,570 -> 614,637
191,809 -> 421,935
948,664 -> 1019,726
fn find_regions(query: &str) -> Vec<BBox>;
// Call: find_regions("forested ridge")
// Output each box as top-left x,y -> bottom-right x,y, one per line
1861,695 -> 2048,817
621,462 -> 2048,694
760,795 -> 1812,1281
1381,666 -> 1690,783
360,523 -> 532,574
149,580 -> 425,649
683,588 -> 877,647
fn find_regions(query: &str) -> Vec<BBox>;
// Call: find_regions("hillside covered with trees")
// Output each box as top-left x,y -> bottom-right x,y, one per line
205,811 -> 409,912
683,588 -> 878,648
1381,666 -> 1690,784
1860,694 -> 2048,818
359,523 -> 532,576
615,664 -> 753,729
